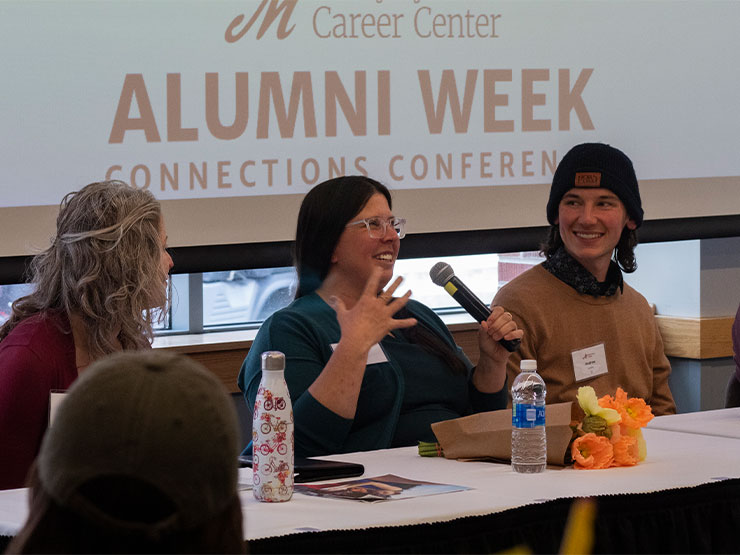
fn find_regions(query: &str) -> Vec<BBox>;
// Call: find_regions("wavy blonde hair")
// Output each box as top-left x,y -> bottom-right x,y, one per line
0,181 -> 168,359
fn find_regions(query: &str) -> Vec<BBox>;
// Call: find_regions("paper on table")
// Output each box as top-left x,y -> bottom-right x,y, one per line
431,402 -> 573,466
295,474 -> 471,503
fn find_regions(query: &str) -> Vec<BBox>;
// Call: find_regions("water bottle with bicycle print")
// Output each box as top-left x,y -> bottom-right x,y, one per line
253,351 -> 294,502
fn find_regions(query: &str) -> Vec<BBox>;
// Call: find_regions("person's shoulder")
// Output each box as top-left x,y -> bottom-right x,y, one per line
495,264 -> 551,303
257,294 -> 335,338
267,294 -> 330,321
406,298 -> 435,318
404,298 -> 456,342
242,298 -> 321,368
499,264 -> 550,289
405,298 -> 446,328
0,312 -> 73,380
0,311 -> 71,351
620,281 -> 654,312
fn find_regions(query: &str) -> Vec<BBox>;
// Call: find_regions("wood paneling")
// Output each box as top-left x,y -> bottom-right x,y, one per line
184,348 -> 249,393
655,315 -> 734,360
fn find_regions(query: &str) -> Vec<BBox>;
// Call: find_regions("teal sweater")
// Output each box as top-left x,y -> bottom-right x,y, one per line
238,293 -> 507,456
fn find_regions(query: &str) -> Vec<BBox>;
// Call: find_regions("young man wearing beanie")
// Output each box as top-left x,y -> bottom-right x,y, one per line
494,142 -> 676,416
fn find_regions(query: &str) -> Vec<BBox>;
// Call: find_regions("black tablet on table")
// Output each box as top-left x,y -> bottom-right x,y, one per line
238,455 -> 364,483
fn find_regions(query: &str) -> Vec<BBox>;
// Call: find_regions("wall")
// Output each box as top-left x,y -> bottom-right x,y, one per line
626,236 -> 740,412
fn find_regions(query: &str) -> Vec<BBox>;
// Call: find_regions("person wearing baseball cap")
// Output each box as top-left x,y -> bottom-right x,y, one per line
494,143 -> 676,416
7,351 -> 246,554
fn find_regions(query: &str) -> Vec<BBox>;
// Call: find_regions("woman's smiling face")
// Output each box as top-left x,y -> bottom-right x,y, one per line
329,193 -> 401,292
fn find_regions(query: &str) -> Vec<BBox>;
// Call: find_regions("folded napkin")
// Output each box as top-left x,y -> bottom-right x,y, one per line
431,402 -> 573,466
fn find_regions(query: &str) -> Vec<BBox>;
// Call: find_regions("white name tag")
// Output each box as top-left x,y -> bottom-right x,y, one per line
331,342 -> 389,365
48,390 -> 67,427
571,343 -> 609,382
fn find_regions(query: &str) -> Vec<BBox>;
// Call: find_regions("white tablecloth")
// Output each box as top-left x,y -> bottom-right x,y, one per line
647,406 -> 740,438
238,425 -> 740,541
2,416 -> 740,541
0,489 -> 26,538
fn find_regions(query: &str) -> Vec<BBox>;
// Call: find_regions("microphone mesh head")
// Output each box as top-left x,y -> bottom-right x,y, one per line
429,262 -> 455,286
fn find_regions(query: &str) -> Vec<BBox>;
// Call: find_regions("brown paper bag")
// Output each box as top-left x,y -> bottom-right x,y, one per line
431,402 -> 573,466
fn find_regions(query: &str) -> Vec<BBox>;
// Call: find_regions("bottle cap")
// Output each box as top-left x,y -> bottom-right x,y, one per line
520,359 -> 537,371
261,351 -> 285,371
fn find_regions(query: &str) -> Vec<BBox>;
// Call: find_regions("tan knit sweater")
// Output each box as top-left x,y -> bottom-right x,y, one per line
494,264 -> 676,417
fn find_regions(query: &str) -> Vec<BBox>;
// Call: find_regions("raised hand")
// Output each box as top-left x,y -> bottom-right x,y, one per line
329,267 -> 417,354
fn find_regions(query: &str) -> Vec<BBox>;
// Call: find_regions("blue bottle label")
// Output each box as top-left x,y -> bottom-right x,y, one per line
512,403 -> 545,428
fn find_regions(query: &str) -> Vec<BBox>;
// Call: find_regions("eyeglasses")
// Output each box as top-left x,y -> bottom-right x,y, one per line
345,216 -> 406,239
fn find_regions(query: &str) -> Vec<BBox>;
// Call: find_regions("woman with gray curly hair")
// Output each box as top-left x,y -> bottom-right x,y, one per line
0,180 -> 173,490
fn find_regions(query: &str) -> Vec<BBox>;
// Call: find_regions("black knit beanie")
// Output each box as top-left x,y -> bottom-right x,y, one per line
546,143 -> 643,227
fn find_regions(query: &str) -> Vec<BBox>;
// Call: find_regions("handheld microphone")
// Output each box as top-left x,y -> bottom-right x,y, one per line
429,262 -> 521,352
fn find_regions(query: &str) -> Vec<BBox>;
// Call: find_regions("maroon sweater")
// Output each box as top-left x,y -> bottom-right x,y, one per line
0,311 -> 77,489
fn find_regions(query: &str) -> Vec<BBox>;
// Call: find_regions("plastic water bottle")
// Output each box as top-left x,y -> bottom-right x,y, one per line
253,351 -> 294,502
511,359 -> 547,473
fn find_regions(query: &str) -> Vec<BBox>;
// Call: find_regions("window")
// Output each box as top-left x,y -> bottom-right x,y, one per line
0,284 -> 33,324
0,282 -> 173,329
0,252 -> 544,332
167,251 -> 543,334
202,269 -> 297,328
395,252 -> 544,313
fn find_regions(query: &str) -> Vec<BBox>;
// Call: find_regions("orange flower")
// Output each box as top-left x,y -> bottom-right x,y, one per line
614,387 -> 629,405
599,387 -> 653,429
572,433 -> 614,470
624,427 -> 648,461
598,392 -> 618,411
612,435 -> 639,466
575,389 -> 652,468
620,397 -> 653,429
598,387 -> 627,409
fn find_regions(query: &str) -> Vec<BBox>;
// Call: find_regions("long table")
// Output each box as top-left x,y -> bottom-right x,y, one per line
647,406 -> 740,438
239,424 -> 740,553
3,414 -> 740,553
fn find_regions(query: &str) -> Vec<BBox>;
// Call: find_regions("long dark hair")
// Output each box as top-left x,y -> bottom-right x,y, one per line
541,225 -> 638,273
293,175 -> 466,374
294,175 -> 391,298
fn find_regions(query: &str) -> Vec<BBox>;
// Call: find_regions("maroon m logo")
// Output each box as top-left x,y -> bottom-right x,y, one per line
225,0 -> 297,42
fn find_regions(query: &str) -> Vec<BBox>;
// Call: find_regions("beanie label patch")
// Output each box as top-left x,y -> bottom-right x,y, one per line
574,172 -> 601,187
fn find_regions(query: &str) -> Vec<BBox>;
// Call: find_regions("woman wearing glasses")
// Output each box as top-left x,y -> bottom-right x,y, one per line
238,176 -> 522,456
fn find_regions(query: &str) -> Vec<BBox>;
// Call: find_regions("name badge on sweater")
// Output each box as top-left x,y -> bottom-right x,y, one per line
571,343 -> 608,382
330,342 -> 388,365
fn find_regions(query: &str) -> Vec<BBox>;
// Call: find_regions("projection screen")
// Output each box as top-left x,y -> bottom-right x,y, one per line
1,0 -> 739,259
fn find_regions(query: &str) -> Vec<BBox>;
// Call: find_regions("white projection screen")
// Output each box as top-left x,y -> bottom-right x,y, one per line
1,0 -> 739,258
